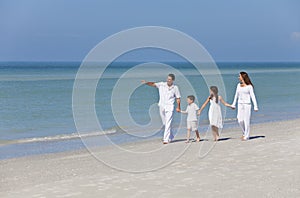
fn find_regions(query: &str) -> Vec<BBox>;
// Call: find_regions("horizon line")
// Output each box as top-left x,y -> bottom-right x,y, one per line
0,60 -> 300,63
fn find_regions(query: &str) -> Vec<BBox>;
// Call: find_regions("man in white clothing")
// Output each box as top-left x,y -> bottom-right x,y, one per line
142,74 -> 181,144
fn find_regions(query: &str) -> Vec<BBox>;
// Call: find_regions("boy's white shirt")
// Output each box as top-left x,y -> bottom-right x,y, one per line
181,103 -> 199,121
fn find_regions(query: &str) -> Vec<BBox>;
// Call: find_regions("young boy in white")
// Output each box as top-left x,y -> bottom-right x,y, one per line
180,95 -> 201,143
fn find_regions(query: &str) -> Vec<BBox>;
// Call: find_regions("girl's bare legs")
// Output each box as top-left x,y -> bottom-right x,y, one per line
195,130 -> 200,142
211,126 -> 219,141
186,129 -> 191,143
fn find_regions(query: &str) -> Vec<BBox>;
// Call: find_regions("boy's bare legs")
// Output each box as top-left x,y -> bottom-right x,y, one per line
212,126 -> 219,141
195,130 -> 200,142
186,129 -> 191,143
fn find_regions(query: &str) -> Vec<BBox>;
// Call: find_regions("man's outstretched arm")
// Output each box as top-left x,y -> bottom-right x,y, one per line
141,80 -> 156,87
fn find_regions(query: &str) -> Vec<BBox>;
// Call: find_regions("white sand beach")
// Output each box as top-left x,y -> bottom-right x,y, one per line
1,119 -> 300,198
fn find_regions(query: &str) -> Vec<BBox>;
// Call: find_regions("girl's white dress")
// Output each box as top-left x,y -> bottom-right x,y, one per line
208,97 -> 223,128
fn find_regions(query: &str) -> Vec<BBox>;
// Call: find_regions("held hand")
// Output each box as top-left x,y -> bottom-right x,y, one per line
197,110 -> 201,116
176,107 -> 181,112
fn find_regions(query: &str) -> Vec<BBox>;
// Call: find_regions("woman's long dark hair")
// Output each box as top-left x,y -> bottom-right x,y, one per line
209,86 -> 219,103
240,71 -> 254,87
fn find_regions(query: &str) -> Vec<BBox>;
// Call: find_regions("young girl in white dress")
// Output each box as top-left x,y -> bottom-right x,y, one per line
198,86 -> 231,141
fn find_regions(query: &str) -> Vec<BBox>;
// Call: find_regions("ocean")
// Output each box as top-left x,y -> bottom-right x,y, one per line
1,61 -> 300,159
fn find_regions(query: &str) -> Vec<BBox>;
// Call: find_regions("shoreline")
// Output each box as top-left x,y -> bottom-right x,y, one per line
1,116 -> 300,161
1,118 -> 299,197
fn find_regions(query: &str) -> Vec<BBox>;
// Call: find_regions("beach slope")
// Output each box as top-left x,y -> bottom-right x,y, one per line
1,119 -> 299,198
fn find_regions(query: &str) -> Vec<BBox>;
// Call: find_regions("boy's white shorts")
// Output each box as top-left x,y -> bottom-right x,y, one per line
187,121 -> 198,131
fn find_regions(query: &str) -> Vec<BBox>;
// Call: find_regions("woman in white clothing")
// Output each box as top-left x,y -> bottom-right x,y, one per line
231,71 -> 258,141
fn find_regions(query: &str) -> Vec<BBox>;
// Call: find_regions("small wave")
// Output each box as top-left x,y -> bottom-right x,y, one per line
0,76 -> 75,82
2,128 -> 117,145
224,117 -> 237,122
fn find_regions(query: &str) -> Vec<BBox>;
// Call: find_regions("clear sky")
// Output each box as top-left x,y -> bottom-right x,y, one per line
0,0 -> 299,62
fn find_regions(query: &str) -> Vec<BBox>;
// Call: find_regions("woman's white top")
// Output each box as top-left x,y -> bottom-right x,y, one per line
231,83 -> 258,111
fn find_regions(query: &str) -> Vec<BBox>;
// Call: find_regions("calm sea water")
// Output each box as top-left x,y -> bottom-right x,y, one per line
1,61 -> 300,159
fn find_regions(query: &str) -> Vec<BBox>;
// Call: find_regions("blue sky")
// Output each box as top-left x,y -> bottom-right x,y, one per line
0,0 -> 299,61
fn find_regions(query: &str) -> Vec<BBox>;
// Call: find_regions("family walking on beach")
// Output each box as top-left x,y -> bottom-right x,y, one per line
142,71 -> 258,144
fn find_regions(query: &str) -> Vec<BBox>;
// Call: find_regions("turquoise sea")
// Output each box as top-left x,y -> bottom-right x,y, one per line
1,61 -> 300,159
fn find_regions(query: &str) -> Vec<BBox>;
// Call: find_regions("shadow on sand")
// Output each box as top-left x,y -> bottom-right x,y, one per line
170,139 -> 186,143
171,136 -> 264,143
171,138 -> 209,143
249,135 -> 266,140
217,137 -> 232,142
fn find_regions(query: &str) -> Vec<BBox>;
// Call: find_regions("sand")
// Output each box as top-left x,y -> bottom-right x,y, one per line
1,119 -> 300,198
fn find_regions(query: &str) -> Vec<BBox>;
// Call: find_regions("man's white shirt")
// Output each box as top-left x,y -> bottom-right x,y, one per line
155,82 -> 181,111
